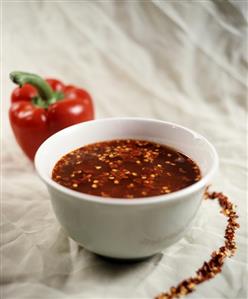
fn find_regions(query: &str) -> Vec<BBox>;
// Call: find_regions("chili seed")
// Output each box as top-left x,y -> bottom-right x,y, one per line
101,192 -> 109,197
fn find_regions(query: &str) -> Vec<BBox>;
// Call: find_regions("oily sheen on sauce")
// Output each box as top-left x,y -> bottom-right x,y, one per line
52,139 -> 201,199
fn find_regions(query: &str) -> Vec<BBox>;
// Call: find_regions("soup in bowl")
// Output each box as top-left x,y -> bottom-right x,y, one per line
35,118 -> 218,259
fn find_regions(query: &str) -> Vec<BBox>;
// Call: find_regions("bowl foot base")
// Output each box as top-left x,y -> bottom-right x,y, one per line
96,253 -> 158,263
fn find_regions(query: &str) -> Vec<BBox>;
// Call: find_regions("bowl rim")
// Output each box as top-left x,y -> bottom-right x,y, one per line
34,117 -> 219,206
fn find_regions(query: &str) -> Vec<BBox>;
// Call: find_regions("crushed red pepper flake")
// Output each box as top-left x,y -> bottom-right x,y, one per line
52,139 -> 201,198
155,187 -> 240,299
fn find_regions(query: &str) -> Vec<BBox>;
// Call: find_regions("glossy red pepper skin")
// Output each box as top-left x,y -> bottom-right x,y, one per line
9,75 -> 94,161
11,84 -> 37,103
47,84 -> 94,135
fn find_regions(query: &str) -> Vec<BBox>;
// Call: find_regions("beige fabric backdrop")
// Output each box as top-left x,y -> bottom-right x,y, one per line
1,1 -> 247,298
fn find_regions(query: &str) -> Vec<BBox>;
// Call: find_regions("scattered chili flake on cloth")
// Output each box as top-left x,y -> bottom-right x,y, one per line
155,187 -> 240,299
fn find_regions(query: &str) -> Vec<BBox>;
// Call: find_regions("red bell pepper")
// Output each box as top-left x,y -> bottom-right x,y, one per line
9,71 -> 94,160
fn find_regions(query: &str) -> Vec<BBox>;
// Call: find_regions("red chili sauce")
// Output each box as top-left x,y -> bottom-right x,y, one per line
52,139 -> 201,199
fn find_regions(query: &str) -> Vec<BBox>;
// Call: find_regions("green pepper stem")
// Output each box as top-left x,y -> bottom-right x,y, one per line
10,71 -> 54,102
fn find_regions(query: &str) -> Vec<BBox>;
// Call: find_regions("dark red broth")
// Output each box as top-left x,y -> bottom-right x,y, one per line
52,139 -> 201,199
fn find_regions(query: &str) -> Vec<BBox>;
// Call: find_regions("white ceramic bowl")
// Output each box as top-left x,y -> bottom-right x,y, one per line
35,118 -> 218,260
